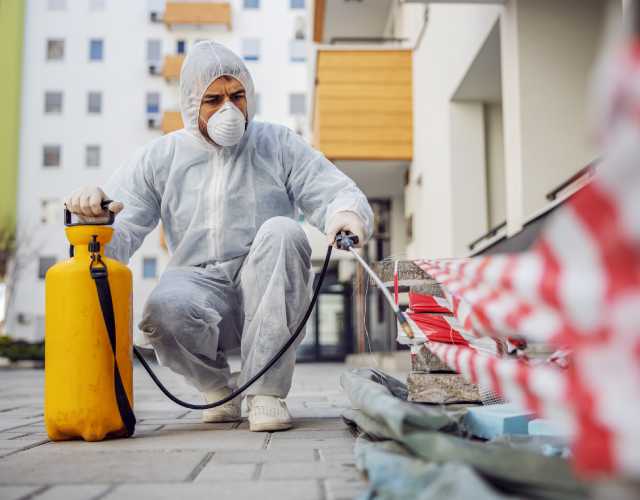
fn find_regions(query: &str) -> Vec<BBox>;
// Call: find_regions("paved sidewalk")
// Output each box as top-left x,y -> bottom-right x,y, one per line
0,362 -> 367,500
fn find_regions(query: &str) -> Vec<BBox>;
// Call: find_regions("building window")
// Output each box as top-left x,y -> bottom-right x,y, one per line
289,93 -> 306,115
44,91 -> 63,114
43,145 -> 61,168
38,257 -> 57,279
242,38 -> 260,61
244,0 -> 259,8
147,39 -> 162,63
290,0 -> 305,8
89,0 -> 106,10
142,257 -> 157,279
176,40 -> 186,55
146,92 -> 160,114
294,16 -> 306,40
89,39 -> 104,61
87,91 -> 102,114
86,145 -> 101,168
48,0 -> 66,10
41,199 -> 61,224
290,40 -> 307,62
46,39 -> 65,61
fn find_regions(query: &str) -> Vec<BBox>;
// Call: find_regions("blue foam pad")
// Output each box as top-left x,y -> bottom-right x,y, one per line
528,418 -> 569,437
464,403 -> 536,439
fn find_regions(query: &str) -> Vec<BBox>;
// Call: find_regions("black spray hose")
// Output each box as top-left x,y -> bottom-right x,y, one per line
133,242 -> 335,410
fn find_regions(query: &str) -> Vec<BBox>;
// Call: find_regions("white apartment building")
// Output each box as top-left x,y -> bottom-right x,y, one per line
8,0 -> 311,342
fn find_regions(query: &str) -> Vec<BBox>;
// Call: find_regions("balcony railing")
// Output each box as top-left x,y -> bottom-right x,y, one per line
546,161 -> 597,201
163,2 -> 232,29
161,111 -> 184,134
161,54 -> 185,81
469,161 -> 599,255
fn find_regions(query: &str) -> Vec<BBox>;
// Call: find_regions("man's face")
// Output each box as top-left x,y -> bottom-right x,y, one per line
198,76 -> 247,144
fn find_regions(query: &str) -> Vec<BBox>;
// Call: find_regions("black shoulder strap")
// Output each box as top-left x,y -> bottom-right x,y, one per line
90,257 -> 136,437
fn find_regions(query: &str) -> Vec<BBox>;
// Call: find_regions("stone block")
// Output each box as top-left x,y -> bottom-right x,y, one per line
463,404 -> 536,439
411,345 -> 452,373
407,372 -> 480,404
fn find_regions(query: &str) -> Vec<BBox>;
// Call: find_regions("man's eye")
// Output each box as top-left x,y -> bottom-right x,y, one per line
206,97 -> 220,104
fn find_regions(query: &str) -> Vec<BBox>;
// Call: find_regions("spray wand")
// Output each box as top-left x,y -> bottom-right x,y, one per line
335,232 -> 414,339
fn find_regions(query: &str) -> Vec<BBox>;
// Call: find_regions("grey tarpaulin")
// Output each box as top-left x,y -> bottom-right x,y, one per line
340,369 -> 587,500
354,437 -> 517,500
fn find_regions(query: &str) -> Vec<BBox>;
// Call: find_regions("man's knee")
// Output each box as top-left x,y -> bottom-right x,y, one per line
255,216 -> 309,250
139,286 -> 194,338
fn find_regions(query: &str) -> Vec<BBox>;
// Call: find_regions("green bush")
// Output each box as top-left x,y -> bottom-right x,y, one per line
0,335 -> 45,362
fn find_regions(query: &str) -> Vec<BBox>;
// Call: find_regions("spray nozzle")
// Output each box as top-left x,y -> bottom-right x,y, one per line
335,231 -> 359,251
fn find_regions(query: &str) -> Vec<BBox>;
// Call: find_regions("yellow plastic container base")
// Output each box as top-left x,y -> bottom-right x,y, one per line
45,225 -> 134,441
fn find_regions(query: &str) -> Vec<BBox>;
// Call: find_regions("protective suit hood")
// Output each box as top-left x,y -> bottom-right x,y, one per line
179,41 -> 256,140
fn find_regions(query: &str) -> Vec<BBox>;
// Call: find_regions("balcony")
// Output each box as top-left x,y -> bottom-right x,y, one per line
163,2 -> 232,30
312,49 -> 412,161
162,54 -> 185,81
161,111 -> 184,134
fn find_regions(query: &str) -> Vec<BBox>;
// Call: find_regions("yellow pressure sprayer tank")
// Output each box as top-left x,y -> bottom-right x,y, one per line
45,208 -> 135,441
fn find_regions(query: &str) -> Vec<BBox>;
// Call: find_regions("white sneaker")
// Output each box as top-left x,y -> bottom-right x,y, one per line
247,395 -> 293,432
201,387 -> 241,423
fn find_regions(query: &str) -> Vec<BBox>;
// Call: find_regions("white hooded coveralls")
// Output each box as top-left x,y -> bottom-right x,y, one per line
104,41 -> 373,396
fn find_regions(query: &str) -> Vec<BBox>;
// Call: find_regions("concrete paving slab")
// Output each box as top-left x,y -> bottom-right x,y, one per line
270,429 -> 353,440
195,463 -> 256,481
34,484 -> 112,500
0,436 -> 49,449
33,428 -> 265,452
0,485 -> 44,500
0,419 -> 43,432
261,461 -> 360,480
0,449 -> 206,484
284,418 -> 351,431
161,422 -> 237,432
268,438 -> 355,452
103,481 -> 322,500
0,363 -> 366,497
318,449 -> 358,464
325,478 -> 369,500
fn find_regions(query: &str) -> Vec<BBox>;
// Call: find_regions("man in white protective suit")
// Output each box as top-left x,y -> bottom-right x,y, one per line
64,41 -> 373,432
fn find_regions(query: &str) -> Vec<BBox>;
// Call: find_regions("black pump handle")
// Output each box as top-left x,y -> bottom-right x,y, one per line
64,198 -> 116,227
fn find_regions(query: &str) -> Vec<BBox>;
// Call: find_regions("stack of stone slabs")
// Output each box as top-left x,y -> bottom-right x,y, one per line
369,260 -> 481,405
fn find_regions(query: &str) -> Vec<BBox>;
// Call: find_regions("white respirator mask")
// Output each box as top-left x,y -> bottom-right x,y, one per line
204,101 -> 247,147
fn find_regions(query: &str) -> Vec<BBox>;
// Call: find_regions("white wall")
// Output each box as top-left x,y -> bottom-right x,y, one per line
404,0 -> 614,258
501,0 -> 605,234
408,5 -> 502,259
485,102 -> 506,227
8,0 -> 311,341
449,101 -> 488,256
